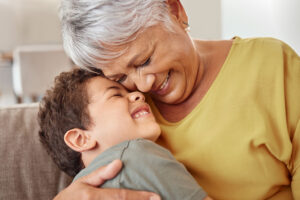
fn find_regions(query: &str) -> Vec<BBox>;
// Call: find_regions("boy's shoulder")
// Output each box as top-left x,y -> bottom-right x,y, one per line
73,139 -> 174,181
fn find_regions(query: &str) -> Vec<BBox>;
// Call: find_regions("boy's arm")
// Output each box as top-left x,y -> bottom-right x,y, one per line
54,159 -> 160,200
116,139 -> 208,200
71,139 -> 208,199
282,42 -> 300,199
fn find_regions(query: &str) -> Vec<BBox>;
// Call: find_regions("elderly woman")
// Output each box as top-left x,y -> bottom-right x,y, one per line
56,0 -> 300,199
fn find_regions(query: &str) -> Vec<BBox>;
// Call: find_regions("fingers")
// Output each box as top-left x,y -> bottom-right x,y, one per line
89,188 -> 161,200
80,159 -> 123,186
55,184 -> 161,200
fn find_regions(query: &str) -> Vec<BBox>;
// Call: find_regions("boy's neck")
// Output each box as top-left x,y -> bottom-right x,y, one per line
81,148 -> 103,167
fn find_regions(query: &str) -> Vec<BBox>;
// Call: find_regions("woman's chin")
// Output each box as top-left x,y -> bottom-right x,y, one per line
152,91 -> 185,105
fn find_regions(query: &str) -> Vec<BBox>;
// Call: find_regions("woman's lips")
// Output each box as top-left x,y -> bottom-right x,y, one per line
153,71 -> 171,96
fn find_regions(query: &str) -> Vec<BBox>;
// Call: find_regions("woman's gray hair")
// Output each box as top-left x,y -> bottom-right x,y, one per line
60,0 -> 173,68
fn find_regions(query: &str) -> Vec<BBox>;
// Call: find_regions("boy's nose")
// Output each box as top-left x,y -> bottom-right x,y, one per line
128,91 -> 145,102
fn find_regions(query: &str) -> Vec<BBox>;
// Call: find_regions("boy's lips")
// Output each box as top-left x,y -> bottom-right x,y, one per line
131,104 -> 152,119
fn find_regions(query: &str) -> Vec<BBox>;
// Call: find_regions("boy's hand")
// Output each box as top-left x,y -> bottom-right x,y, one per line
53,159 -> 161,200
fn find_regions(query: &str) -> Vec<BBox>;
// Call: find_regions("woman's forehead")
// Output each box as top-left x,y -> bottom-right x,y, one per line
96,24 -> 167,76
105,26 -> 159,55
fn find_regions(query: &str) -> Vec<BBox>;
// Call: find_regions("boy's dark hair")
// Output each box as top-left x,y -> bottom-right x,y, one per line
38,67 -> 103,177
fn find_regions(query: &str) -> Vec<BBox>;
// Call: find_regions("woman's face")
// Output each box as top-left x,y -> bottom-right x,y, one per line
99,21 -> 200,104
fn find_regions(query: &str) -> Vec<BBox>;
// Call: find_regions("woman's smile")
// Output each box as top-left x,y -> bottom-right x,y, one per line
152,70 -> 171,96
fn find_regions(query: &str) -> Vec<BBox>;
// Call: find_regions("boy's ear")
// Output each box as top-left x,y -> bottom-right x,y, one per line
167,0 -> 188,28
64,128 -> 97,152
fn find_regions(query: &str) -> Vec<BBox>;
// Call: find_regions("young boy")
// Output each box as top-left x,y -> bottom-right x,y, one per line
38,68 -> 208,200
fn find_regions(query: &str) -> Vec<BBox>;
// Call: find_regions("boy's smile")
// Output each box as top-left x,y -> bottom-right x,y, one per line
85,76 -> 161,153
131,104 -> 151,119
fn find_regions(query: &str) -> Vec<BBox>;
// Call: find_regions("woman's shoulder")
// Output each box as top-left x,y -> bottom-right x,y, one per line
233,36 -> 282,44
193,37 -> 293,52
233,36 -> 296,53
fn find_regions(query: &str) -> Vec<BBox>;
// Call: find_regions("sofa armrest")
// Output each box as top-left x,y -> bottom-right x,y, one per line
0,103 -> 72,200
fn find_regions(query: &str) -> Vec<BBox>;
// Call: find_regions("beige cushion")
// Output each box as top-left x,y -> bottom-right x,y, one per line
0,103 -> 72,200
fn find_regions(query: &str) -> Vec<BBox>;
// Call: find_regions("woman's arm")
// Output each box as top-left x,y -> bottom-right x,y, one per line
54,160 -> 161,200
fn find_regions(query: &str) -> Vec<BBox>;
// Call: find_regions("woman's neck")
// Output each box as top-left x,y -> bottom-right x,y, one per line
154,39 -> 233,122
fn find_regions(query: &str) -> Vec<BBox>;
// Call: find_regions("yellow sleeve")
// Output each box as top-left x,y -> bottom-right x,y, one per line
291,122 -> 300,198
283,43 -> 300,199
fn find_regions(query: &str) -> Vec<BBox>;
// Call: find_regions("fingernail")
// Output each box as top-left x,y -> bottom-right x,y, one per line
150,195 -> 160,200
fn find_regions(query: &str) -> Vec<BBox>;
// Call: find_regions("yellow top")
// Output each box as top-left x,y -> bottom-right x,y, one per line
150,37 -> 300,200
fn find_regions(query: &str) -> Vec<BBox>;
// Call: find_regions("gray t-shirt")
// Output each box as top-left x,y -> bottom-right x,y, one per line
74,139 -> 206,200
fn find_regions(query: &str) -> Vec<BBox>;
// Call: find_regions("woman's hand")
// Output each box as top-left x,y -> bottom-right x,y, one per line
54,160 -> 161,200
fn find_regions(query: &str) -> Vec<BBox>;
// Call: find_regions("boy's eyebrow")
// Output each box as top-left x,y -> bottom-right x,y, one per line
104,86 -> 121,94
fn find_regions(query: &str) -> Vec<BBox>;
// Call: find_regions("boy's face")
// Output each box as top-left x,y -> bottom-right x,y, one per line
86,77 -> 161,151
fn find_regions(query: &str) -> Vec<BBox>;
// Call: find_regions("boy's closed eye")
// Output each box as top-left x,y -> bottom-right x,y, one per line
104,86 -> 123,99
112,93 -> 123,97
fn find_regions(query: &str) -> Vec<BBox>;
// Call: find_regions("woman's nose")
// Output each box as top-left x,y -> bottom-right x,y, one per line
128,91 -> 145,102
130,73 -> 155,93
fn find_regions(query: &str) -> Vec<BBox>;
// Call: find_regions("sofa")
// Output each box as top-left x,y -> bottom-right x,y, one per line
0,103 -> 72,200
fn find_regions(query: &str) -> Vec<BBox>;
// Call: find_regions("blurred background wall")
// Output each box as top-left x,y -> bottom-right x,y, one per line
0,0 -> 62,52
182,0 -> 300,54
0,0 -> 299,106
1,0 -> 299,53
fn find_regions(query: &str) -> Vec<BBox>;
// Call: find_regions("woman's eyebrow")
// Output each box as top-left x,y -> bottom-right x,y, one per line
127,53 -> 141,68
106,46 -> 153,78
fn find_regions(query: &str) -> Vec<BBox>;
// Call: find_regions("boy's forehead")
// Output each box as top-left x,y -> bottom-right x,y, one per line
86,76 -> 127,100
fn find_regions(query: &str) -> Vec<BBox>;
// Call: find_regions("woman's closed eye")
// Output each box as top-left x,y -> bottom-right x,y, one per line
116,57 -> 151,83
116,75 -> 127,83
138,57 -> 151,68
